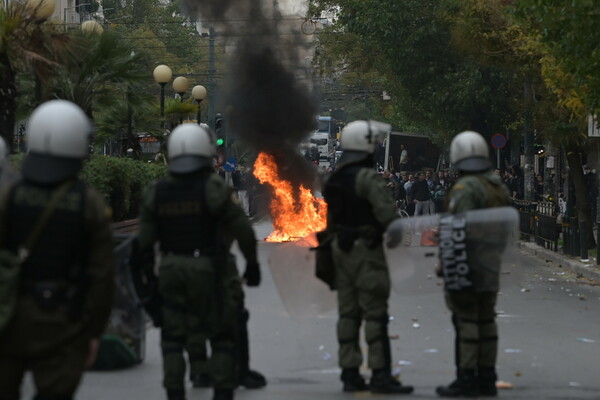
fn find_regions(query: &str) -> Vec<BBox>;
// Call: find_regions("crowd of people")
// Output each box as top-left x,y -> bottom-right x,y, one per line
379,169 -> 457,216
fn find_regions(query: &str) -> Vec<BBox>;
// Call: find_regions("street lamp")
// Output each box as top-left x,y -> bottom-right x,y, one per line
191,85 -> 207,124
153,64 -> 172,127
81,19 -> 103,34
172,76 -> 190,101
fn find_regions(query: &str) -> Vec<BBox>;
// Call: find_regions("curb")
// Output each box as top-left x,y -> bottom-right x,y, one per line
518,241 -> 600,284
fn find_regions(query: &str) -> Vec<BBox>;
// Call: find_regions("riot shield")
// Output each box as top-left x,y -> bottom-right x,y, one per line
268,235 -> 337,321
384,207 -> 519,294
92,232 -> 146,370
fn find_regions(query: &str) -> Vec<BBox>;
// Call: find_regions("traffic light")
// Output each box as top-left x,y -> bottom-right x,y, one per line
215,114 -> 224,147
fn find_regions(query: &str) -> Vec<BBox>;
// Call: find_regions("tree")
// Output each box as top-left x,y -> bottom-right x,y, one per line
0,3 -> 73,150
308,0 -> 523,148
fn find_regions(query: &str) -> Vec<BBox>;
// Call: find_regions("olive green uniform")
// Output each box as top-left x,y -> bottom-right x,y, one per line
444,171 -> 510,372
324,167 -> 397,371
136,172 -> 258,395
0,180 -> 115,399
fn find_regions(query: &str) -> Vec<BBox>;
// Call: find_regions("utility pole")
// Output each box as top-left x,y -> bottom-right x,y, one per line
208,27 -> 216,132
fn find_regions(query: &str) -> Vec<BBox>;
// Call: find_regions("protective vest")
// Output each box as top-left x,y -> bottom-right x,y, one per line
155,177 -> 217,255
324,165 -> 379,229
7,180 -> 86,283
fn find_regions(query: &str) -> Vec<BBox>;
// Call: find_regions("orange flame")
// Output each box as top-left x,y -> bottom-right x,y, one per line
253,152 -> 327,242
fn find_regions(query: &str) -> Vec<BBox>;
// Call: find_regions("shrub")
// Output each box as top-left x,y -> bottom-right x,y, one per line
9,154 -> 168,221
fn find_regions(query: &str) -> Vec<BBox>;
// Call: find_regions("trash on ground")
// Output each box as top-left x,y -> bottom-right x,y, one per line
496,381 -> 513,389
576,337 -> 595,343
424,348 -> 438,353
504,348 -> 522,353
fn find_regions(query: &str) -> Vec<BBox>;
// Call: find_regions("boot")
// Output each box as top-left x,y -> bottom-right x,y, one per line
340,367 -> 369,392
191,373 -> 211,388
436,369 -> 479,397
370,368 -> 414,394
478,367 -> 498,397
213,388 -> 234,400
166,388 -> 186,400
239,369 -> 267,388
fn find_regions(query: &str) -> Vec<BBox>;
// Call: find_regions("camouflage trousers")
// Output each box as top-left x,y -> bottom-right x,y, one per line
0,296 -> 89,400
332,238 -> 392,370
445,291 -> 498,369
159,255 -> 236,391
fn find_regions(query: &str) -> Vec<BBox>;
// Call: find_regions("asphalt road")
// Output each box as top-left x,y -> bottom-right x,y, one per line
21,220 -> 600,399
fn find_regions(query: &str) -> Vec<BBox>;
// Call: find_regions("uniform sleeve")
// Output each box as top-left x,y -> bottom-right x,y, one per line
136,183 -> 159,250
205,174 -> 258,264
83,187 -> 116,338
446,176 -> 487,213
356,169 -> 398,228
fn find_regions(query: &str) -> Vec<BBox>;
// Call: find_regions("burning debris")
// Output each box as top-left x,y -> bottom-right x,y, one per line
254,152 -> 326,242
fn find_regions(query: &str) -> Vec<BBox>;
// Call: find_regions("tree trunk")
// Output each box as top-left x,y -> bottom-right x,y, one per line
0,54 -> 17,153
565,144 -> 596,249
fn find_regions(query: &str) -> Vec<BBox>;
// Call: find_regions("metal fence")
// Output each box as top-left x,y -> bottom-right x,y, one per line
513,199 -> 561,249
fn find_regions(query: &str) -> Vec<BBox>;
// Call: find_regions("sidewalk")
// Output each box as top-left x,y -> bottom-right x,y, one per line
519,240 -> 600,283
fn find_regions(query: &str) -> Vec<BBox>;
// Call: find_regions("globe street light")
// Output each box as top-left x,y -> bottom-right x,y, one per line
172,76 -> 190,101
81,19 -> 104,34
191,85 -> 207,125
26,0 -> 56,21
153,64 -> 172,127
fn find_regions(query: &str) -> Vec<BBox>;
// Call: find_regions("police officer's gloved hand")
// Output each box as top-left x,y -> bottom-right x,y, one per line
243,261 -> 261,287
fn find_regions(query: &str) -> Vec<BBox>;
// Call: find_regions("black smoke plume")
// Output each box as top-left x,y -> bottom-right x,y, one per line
181,0 -> 319,188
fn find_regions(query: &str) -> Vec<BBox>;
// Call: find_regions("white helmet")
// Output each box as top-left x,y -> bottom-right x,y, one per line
167,123 -> 215,174
24,100 -> 92,184
450,130 -> 492,172
337,120 -> 391,167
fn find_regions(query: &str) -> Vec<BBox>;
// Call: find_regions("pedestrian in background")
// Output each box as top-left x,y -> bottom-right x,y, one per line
412,172 -> 433,215
133,124 -> 261,400
436,131 -> 510,397
323,120 -> 413,395
0,100 -> 115,400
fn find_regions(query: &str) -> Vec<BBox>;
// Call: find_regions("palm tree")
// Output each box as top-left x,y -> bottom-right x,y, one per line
49,29 -> 153,155
0,2 -> 73,150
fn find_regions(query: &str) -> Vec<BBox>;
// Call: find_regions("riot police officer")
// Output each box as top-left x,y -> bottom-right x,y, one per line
323,120 -> 413,394
134,123 -> 260,400
436,131 -> 510,397
0,100 -> 115,400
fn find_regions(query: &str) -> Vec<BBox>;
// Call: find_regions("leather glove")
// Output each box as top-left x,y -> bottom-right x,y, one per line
243,261 -> 261,287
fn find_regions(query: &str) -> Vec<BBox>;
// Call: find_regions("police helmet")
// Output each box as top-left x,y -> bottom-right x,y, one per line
450,130 -> 492,172
337,120 -> 390,167
167,123 -> 215,174
23,100 -> 92,184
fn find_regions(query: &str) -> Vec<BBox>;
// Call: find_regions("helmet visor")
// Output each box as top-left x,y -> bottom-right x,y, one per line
336,150 -> 370,168
169,155 -> 211,174
454,156 -> 492,172
22,153 -> 82,184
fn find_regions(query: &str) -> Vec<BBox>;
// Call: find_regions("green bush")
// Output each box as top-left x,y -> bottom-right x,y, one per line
9,154 -> 168,221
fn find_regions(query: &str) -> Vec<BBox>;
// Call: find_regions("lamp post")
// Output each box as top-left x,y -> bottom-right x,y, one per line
191,85 -> 207,125
153,65 -> 172,129
172,76 -> 190,101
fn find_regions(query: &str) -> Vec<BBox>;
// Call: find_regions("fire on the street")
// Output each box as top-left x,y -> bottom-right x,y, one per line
253,152 -> 327,242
